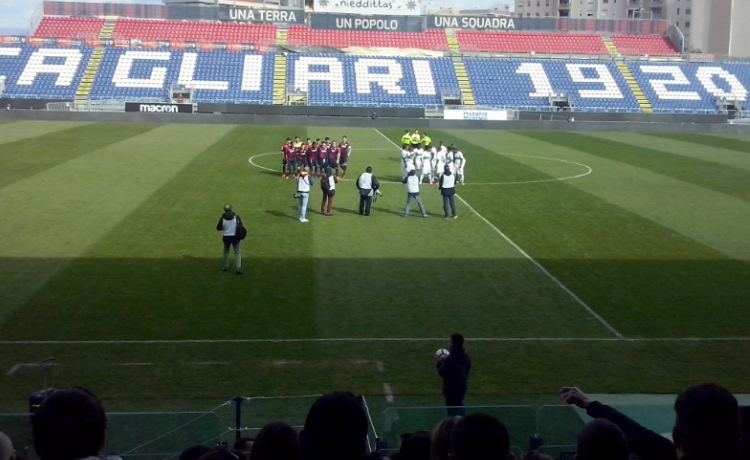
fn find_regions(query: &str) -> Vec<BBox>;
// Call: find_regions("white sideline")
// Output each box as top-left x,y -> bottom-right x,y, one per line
373,128 -> 624,339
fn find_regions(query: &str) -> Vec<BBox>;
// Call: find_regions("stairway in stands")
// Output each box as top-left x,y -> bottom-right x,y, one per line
617,62 -> 653,113
75,19 -> 116,103
446,28 -> 460,54
272,55 -> 287,105
452,58 -> 476,107
602,34 -> 620,58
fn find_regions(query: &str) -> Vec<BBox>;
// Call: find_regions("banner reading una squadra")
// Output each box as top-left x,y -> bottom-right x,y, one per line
315,0 -> 422,16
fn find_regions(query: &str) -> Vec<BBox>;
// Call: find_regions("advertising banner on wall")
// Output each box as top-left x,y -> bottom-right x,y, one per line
315,0 -> 422,16
126,102 -> 194,114
309,13 -> 424,32
219,8 -> 305,24
427,16 -> 548,31
444,110 -> 508,121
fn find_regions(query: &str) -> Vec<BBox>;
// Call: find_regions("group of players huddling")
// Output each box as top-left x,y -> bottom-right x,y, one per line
400,130 -> 466,185
279,130 -> 466,185
281,136 -> 352,179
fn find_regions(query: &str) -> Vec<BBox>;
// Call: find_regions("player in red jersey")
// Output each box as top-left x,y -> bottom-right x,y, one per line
328,141 -> 340,177
295,143 -> 306,172
281,138 -> 292,178
305,140 -> 317,173
338,135 -> 352,178
316,140 -> 327,175
284,140 -> 297,178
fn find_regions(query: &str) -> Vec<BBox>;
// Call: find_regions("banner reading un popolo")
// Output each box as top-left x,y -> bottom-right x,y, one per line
315,0 -> 422,16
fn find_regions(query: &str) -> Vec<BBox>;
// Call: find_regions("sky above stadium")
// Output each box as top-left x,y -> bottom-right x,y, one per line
0,0 -> 509,34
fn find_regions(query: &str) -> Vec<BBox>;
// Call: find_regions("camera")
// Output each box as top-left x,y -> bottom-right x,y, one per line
293,193 -> 301,199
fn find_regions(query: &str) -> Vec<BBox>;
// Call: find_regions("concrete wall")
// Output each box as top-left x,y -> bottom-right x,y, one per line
2,109 -> 750,134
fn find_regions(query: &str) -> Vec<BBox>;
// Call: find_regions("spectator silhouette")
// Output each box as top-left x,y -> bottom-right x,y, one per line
299,392 -> 368,460
180,446 -> 212,460
451,414 -> 512,460
251,423 -> 297,460
431,417 -> 461,460
561,384 -> 741,460
32,388 -> 109,460
577,419 -> 629,460
398,431 -> 430,460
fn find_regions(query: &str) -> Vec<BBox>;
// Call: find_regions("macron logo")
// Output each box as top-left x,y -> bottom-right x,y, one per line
139,104 -> 179,113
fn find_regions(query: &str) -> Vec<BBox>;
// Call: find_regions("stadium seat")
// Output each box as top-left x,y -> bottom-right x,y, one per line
111,19 -> 277,46
0,45 -> 92,99
88,48 -> 274,104
465,58 -> 641,111
456,31 -> 608,55
611,35 -> 680,57
628,62 -> 750,113
34,17 -> 105,39
285,54 -> 459,108
286,26 -> 449,51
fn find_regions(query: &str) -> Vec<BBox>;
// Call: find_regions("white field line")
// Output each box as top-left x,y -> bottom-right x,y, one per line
373,128 -> 623,339
383,383 -> 395,404
5,337 -> 750,346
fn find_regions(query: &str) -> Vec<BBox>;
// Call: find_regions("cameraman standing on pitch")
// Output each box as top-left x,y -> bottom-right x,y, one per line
216,204 -> 246,274
295,169 -> 313,223
436,333 -> 472,416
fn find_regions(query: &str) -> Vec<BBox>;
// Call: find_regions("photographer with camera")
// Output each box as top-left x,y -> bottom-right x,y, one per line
295,170 -> 313,223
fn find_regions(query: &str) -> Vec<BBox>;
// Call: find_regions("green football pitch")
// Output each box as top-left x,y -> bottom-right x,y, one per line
1,120 -> 750,455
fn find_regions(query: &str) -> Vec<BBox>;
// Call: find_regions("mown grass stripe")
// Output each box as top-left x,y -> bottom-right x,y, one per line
518,131 -> 750,203
0,123 -> 160,190
647,133 -> 750,154
426,129 -> 750,338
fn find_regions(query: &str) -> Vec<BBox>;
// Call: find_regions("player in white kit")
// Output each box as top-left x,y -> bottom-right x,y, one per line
452,146 -> 466,185
445,145 -> 455,174
401,146 -> 415,179
420,145 -> 434,184
413,144 -> 424,175
434,142 -> 447,184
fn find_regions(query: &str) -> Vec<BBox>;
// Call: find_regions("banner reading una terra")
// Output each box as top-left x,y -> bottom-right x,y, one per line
315,0 -> 422,16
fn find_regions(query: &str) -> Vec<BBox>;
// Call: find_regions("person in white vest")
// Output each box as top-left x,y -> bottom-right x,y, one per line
356,166 -> 380,216
438,165 -> 458,219
402,169 -> 428,218
295,170 -> 313,223
216,204 -> 245,274
452,146 -> 466,185
320,167 -> 337,216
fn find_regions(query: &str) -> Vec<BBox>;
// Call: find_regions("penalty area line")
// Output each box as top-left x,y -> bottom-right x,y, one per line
373,128 -> 624,339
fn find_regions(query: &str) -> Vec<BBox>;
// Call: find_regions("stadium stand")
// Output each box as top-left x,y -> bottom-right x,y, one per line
627,62 -> 750,113
465,58 -> 641,111
456,31 -> 608,55
286,55 -> 459,108
34,17 -> 105,39
111,19 -> 277,46
611,35 -> 680,57
88,49 -> 274,104
286,26 -> 449,51
0,45 -> 92,99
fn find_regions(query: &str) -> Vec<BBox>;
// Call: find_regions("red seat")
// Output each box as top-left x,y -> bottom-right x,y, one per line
456,31 -> 608,55
285,26 -> 448,51
611,35 -> 679,56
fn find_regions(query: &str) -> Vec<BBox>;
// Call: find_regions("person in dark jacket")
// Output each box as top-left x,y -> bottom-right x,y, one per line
560,384 -> 741,460
436,333 -> 472,416
216,204 -> 244,274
